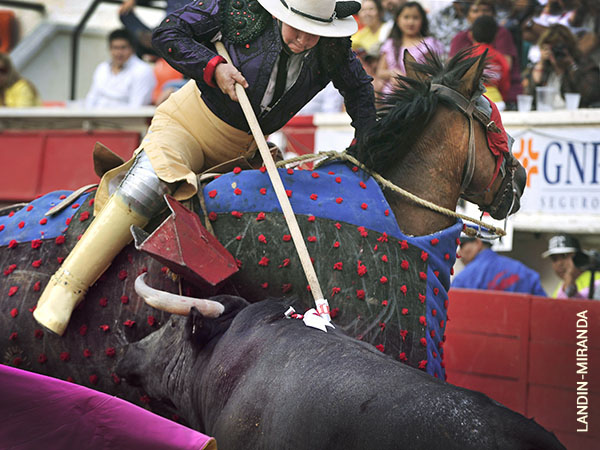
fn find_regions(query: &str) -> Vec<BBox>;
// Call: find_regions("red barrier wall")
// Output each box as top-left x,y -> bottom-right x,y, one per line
281,116 -> 316,156
0,130 -> 140,202
445,289 -> 599,450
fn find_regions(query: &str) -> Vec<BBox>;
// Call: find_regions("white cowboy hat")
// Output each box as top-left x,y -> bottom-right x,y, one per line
257,0 -> 360,37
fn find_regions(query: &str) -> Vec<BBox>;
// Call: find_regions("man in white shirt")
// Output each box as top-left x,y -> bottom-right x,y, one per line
85,29 -> 156,109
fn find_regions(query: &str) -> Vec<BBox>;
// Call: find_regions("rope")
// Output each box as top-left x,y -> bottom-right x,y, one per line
276,151 -> 506,237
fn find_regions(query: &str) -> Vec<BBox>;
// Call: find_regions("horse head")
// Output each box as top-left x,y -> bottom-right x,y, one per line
349,49 -> 525,236
422,50 -> 526,222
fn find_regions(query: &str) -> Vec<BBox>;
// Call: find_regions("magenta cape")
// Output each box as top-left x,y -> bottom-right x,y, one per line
0,365 -> 215,450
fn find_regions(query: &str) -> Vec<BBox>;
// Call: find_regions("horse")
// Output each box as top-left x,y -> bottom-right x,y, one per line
0,49 -> 525,404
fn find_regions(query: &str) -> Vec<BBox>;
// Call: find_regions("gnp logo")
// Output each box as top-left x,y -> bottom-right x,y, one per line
513,138 -> 539,187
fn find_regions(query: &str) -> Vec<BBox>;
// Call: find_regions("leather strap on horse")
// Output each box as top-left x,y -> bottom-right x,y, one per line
431,84 -> 477,191
215,42 -> 331,321
430,84 -> 504,192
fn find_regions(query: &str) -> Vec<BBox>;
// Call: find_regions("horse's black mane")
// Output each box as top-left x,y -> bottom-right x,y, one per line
348,49 -> 483,175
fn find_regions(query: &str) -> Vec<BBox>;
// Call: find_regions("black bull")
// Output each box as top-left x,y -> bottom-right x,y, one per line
118,296 -> 565,450
0,197 -> 565,448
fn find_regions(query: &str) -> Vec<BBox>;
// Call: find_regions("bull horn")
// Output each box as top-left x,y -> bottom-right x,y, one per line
134,273 -> 225,317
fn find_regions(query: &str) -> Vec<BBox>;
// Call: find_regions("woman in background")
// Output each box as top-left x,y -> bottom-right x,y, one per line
352,0 -> 391,78
352,0 -> 391,56
375,2 -> 443,94
0,52 -> 40,107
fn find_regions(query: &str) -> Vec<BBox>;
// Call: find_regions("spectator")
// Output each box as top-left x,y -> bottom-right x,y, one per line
429,1 -> 469,55
381,0 -> 406,22
85,29 -> 156,109
0,52 -> 40,107
355,48 -> 380,78
471,15 -> 510,110
34,0 -> 377,336
542,233 -> 599,299
352,0 -> 392,57
119,0 -> 190,57
522,0 -> 580,46
120,0 -> 187,103
151,57 -> 186,104
494,0 -> 516,25
575,0 -> 600,65
449,0 -> 522,108
154,77 -> 188,105
522,24 -> 600,108
501,0 -> 541,72
452,234 -> 546,296
352,0 -> 390,79
567,0 -> 597,36
375,2 -> 444,94
520,0 -> 599,66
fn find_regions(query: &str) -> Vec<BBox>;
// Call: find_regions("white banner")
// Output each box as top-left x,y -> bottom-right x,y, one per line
280,113 -> 600,232
508,127 -> 600,215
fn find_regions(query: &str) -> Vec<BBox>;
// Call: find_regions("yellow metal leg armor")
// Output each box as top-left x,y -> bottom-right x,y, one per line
33,195 -> 148,335
34,152 -> 172,335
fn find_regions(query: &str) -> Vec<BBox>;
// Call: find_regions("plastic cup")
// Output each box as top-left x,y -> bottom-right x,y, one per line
517,94 -> 533,112
536,86 -> 557,111
565,92 -> 581,110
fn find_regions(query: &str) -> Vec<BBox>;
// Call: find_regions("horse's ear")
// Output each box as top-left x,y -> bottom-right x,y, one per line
457,49 -> 487,98
404,50 -> 425,82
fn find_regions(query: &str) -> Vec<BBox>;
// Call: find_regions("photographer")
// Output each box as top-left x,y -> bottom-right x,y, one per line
543,234 -> 600,300
523,24 -> 600,108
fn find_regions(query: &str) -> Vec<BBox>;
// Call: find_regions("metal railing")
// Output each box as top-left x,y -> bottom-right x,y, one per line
0,1 -> 45,13
70,0 -> 163,100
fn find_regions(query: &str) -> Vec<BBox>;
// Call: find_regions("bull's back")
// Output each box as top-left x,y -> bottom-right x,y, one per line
207,302 -> 565,450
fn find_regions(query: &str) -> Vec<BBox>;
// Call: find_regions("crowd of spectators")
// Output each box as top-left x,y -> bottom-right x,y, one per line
349,0 -> 600,110
0,0 -> 184,109
1,0 -> 600,111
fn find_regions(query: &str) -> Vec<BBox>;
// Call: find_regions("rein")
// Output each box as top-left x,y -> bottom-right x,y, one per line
275,151 -> 506,237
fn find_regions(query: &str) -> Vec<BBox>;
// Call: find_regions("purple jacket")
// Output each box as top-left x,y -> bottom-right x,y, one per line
152,0 -> 376,137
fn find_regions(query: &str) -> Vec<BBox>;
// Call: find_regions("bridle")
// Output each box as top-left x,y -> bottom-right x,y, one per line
430,83 -> 520,219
